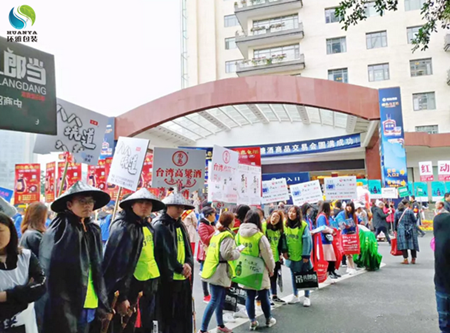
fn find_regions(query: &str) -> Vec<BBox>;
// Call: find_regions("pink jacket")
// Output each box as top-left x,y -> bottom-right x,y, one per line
384,207 -> 395,223
197,218 -> 216,261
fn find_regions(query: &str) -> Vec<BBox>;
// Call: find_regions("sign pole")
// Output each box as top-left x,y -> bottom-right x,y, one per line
112,187 -> 123,221
58,158 -> 70,197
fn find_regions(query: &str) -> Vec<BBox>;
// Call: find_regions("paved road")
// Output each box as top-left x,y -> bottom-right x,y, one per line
192,234 -> 439,333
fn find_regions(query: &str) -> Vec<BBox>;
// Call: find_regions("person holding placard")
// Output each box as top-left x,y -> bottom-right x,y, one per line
394,199 -> 420,265
283,206 -> 313,307
236,210 -> 276,331
262,210 -> 288,304
317,202 -> 340,280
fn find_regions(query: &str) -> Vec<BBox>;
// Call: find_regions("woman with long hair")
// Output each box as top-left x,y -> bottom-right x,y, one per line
237,210 -> 276,330
199,212 -> 242,333
317,202 -> 340,279
234,204 -> 251,232
335,201 -> 360,275
20,202 -> 48,258
263,210 -> 288,304
0,212 -> 46,332
301,203 -> 314,230
284,206 -> 313,307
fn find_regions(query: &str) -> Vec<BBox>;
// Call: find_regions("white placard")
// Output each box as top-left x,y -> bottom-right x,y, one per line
290,180 -> 323,206
208,145 -> 239,203
237,164 -> 261,206
262,178 -> 290,204
419,161 -> 434,181
152,147 -> 206,192
382,187 -> 398,199
324,176 -> 357,200
34,99 -> 109,165
107,137 -> 149,191
438,161 -> 450,181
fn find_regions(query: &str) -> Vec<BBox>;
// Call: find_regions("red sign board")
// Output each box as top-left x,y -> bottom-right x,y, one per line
45,162 -> 56,203
87,164 -> 107,191
232,147 -> 261,166
57,162 -> 82,195
14,164 -> 41,204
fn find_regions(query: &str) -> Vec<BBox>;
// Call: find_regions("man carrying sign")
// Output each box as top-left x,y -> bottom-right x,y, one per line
153,193 -> 194,333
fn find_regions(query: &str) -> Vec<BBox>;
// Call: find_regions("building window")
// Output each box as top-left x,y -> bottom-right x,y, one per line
254,44 -> 300,60
328,68 -> 348,83
410,58 -> 432,76
415,125 -> 438,134
225,37 -> 237,50
325,8 -> 340,23
366,31 -> 387,49
368,63 -> 390,81
224,14 -> 239,27
413,92 -> 436,111
326,37 -> 347,54
252,14 -> 298,34
365,2 -> 379,17
407,26 -> 421,43
405,0 -> 425,11
225,60 -> 238,73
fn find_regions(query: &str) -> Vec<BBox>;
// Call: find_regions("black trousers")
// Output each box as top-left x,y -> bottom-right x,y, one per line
270,261 -> 282,295
403,250 -> 417,259
376,226 -> 391,243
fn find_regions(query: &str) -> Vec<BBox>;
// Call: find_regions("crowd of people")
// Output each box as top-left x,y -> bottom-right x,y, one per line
0,185 -> 449,333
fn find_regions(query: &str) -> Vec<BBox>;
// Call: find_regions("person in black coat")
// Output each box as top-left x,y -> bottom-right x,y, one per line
102,188 -> 165,333
39,182 -> 111,333
373,200 -> 391,244
153,193 -> 194,333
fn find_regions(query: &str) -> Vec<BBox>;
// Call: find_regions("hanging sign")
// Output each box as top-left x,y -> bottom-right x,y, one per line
57,162 -> 82,195
419,161 -> 434,182
290,180 -> 323,206
324,176 -> 357,200
14,164 -> 41,204
382,187 -> 398,199
368,180 -> 383,199
438,161 -> 450,181
261,178 -> 290,204
45,162 -> 56,203
208,145 -> 239,203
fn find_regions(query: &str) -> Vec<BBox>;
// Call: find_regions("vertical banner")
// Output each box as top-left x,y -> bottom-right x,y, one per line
87,164 -> 107,191
368,180 -> 382,199
57,162 -> 82,195
45,162 -> 56,203
231,147 -> 261,166
419,161 -> 434,181
378,87 -> 408,188
431,181 -> 445,202
413,182 -> 429,202
208,145 -> 239,203
14,164 -> 41,204
438,161 -> 450,181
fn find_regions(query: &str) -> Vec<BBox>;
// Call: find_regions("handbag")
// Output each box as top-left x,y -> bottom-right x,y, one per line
325,234 -> 334,242
341,227 -> 361,255
293,270 -> 319,290
312,234 -> 329,283
332,230 -> 343,270
390,232 -> 403,256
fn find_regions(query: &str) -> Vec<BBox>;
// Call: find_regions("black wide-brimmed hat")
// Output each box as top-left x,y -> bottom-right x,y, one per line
0,196 -> 17,217
163,193 -> 195,210
119,188 -> 165,211
51,181 -> 111,213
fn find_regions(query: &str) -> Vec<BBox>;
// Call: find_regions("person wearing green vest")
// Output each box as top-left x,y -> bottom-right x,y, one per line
39,182 -> 111,333
284,205 -> 313,307
199,212 -> 242,333
237,210 -> 276,331
102,188 -> 165,333
263,210 -> 288,304
153,193 -> 194,333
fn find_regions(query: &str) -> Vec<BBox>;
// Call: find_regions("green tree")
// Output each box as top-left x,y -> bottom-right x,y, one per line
335,0 -> 450,51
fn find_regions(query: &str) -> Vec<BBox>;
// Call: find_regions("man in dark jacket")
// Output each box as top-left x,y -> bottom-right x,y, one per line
373,200 -> 391,244
39,182 -> 111,333
153,193 -> 194,333
444,193 -> 450,213
103,188 -> 165,333
433,209 -> 450,332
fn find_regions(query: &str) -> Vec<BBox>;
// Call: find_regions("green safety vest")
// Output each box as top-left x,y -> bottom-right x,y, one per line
262,222 -> 281,261
173,227 -> 187,280
235,231 -> 263,257
134,226 -> 160,281
84,267 -> 98,309
201,231 -> 235,279
284,221 -> 307,262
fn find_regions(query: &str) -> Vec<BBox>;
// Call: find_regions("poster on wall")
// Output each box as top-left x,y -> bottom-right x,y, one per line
419,161 -> 434,182
57,162 -> 82,195
413,182 -> 429,202
378,87 -> 408,188
14,164 -> 41,204
208,145 -> 239,203
87,164 -> 107,191
236,164 -> 261,206
290,180 -> 323,206
324,176 -> 357,200
368,180 -> 382,199
438,161 -> 450,181
431,181 -> 446,202
45,162 -> 56,203
261,178 -> 290,204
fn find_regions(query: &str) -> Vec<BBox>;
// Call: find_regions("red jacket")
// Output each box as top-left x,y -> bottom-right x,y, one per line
197,218 -> 216,261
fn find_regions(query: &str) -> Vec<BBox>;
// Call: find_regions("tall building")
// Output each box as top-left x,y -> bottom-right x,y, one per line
0,130 -> 38,190
183,0 -> 449,134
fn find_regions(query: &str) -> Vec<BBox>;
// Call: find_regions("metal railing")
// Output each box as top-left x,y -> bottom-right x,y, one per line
236,53 -> 305,71
235,0 -> 302,10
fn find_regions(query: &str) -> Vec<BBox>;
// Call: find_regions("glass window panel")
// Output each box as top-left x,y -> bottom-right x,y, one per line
407,26 -> 421,43
365,2 -> 379,17
328,68 -> 348,83
220,106 -> 249,124
366,31 -> 388,49
413,92 -> 436,111
254,44 -> 300,61
326,37 -> 347,54
368,63 -> 390,82
186,114 -> 221,133
325,8 -> 340,23
410,58 -> 432,76
405,0 -> 425,11
225,37 -> 236,50
415,125 -> 438,134
224,14 -> 239,27
252,14 -> 298,34
225,60 -> 239,73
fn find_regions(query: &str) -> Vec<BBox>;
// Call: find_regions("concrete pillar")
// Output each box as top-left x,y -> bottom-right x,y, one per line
365,137 -> 382,180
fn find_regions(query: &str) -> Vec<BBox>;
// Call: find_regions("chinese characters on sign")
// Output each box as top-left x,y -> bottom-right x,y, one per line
381,187 -> 398,199
34,99 -> 109,165
261,178 -> 290,204
231,147 -> 261,166
236,164 -> 261,206
107,137 -> 149,192
0,187 -> 14,203
419,161 -> 434,182
290,180 -> 323,206
324,176 -> 357,200
57,162 -> 82,195
45,162 -> 56,203
0,37 -> 57,134
87,164 -> 107,191
14,164 -> 40,204
438,161 -> 450,181
208,145 -> 239,203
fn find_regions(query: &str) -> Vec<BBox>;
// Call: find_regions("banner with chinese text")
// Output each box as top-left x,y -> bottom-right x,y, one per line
231,147 -> 261,166
290,180 -> 323,206
57,162 -> 82,195
438,161 -> 450,181
261,178 -> 290,204
87,164 -> 107,191
419,161 -> 434,182
324,176 -> 357,201
14,164 -> 41,204
378,87 -> 408,188
236,164 -> 261,206
208,146 -> 239,203
45,162 -> 56,203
